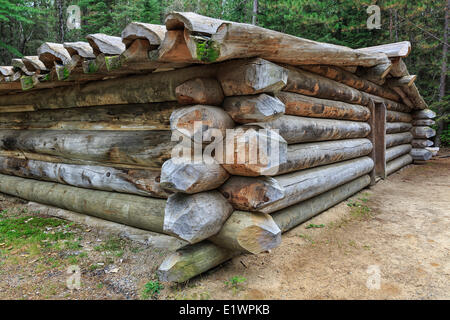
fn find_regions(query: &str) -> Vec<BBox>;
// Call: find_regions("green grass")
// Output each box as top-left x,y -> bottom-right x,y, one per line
305,223 -> 325,229
142,280 -> 164,299
224,276 -> 247,294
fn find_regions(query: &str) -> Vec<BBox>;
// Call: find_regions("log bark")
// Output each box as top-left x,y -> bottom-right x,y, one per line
411,139 -> 434,148
0,64 -> 219,109
160,157 -> 229,193
358,62 -> 392,85
410,148 -> 432,161
157,241 -> 235,283
385,144 -> 412,162
223,94 -> 285,123
221,157 -> 373,213
121,22 -> 166,48
175,78 -> 224,105
366,94 -> 410,112
0,130 -> 174,168
385,122 -> 412,133
0,173 -> 166,232
0,156 -> 170,198
0,102 -> 179,130
170,105 -> 234,144
63,41 -> 95,58
357,41 -> 411,58
256,115 -> 371,144
163,191 -> 233,243
275,91 -> 370,121
386,75 -> 416,87
412,119 -> 435,126
220,126 -> 288,176
273,174 -> 371,232
386,154 -> 412,175
284,67 -> 370,105
402,83 -> 428,110
86,33 -> 125,55
278,138 -> 373,175
412,109 -> 436,119
217,58 -> 288,96
385,132 -> 413,148
209,210 -> 281,254
386,110 -> 412,123
411,126 -> 436,139
300,65 -> 401,102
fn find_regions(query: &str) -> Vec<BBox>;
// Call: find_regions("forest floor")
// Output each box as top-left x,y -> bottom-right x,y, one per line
0,149 -> 448,300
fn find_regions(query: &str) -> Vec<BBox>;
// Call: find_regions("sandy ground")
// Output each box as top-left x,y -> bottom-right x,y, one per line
0,150 -> 449,300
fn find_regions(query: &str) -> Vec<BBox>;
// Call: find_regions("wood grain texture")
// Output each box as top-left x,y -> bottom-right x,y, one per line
411,126 -> 436,139
385,122 -> 413,134
385,144 -> 412,162
385,132 -> 413,148
386,154 -> 412,175
223,94 -> 285,123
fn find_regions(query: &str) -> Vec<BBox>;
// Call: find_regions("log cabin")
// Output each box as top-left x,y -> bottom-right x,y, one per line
0,12 -> 436,283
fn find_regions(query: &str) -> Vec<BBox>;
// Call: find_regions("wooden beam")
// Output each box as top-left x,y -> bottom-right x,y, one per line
386,154 -> 412,175
223,94 -> 285,123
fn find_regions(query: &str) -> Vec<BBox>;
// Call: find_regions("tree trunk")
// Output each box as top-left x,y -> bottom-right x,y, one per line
385,122 -> 412,134
386,110 -> 412,123
411,126 -> 436,139
385,132 -> 413,148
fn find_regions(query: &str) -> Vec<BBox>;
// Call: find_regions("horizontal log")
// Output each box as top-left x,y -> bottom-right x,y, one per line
412,109 -> 436,119
0,173 -> 166,232
358,62 -> 392,85
217,58 -> 288,96
366,92 -> 411,112
37,42 -> 71,68
273,174 -> 371,232
275,92 -> 370,121
385,132 -> 413,148
160,157 -> 229,193
163,191 -> 233,243
425,147 -> 439,156
391,86 -> 414,108
175,78 -> 224,105
357,41 -> 411,58
300,65 -> 401,102
410,148 -> 432,161
257,115 -> 371,144
386,110 -> 412,123
411,126 -> 436,139
87,33 -> 125,55
0,130 -> 174,168
411,139 -> 434,148
412,119 -> 435,126
0,156 -> 170,198
209,211 -> 281,254
278,138 -> 373,175
385,144 -> 412,162
386,154 -> 412,175
284,67 -> 370,105
0,66 -> 14,76
386,75 -> 416,87
63,41 -> 95,58
221,157 -> 374,213
389,57 -> 408,77
385,122 -> 413,134
0,102 -> 180,130
121,22 -> 166,48
223,94 -> 285,123
402,83 -> 428,110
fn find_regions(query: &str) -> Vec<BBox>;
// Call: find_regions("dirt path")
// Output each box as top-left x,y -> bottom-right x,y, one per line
0,151 -> 449,300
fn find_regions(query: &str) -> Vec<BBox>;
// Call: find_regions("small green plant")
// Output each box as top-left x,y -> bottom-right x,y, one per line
142,280 -> 164,299
305,223 -> 325,229
347,199 -> 372,219
224,276 -> 247,294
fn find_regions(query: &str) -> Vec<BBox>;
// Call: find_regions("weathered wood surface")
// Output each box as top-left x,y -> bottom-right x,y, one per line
357,41 -> 411,58
386,154 -> 412,175
385,122 -> 413,134
300,65 -> 400,102
63,41 -> 96,58
0,63 -> 219,109
412,119 -> 435,126
0,66 -> 14,76
413,109 -> 436,119
386,110 -> 412,123
425,147 -> 439,156
410,148 -> 433,161
163,191 -> 233,243
358,62 -> 392,85
160,157 -> 229,193
175,78 -> 224,105
209,210 -> 281,254
0,130 -> 174,168
121,22 -> 166,48
366,93 -> 411,113
257,115 -> 371,144
389,57 -> 408,77
0,156 -> 170,198
284,67 -> 370,106
412,139 -> 434,148
386,75 -> 416,87
385,144 -> 412,162
22,56 -> 47,73
157,30 -> 199,63
220,126 -> 288,176
158,241 -> 235,283
385,132 -> 413,148
0,173 -> 166,232
391,86 -> 414,108
411,126 -> 436,139
372,101 -> 387,179
12,58 -> 34,75
0,102 -> 180,130
275,92 -> 370,121
277,138 -> 373,175
218,58 -> 288,96
165,12 -> 226,34
170,105 -> 234,143
87,33 -> 126,55
221,157 -> 373,213
402,83 -> 428,110
223,94 -> 285,123
37,42 -> 72,68
273,174 -> 370,232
